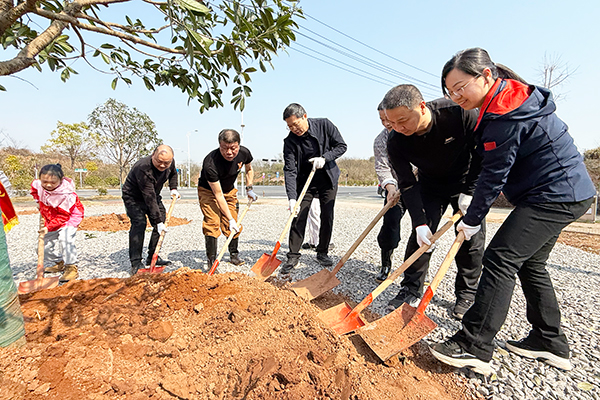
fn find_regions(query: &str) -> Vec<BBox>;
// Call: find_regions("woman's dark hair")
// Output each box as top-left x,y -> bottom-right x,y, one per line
441,47 -> 527,96
39,164 -> 64,180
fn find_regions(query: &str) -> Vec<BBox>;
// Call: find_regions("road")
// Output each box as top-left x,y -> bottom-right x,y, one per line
76,185 -> 386,203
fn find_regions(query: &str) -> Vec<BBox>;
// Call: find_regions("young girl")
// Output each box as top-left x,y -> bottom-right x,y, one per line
429,48 -> 595,376
31,164 -> 84,282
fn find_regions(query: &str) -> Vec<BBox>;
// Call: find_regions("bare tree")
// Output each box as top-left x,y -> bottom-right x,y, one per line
538,52 -> 577,102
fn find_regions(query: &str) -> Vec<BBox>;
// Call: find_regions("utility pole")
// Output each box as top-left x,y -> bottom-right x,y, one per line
187,129 -> 198,188
240,111 -> 246,197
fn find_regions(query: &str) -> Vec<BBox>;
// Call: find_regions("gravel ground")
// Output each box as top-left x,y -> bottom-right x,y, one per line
7,198 -> 600,400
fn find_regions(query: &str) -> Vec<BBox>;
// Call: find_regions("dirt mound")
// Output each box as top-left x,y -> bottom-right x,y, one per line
1,270 -> 478,400
79,213 -> 191,231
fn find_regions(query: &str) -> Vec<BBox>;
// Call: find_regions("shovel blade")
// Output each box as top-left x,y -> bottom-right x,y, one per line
290,269 -> 341,301
17,276 -> 60,295
317,302 -> 367,335
357,303 -> 437,361
250,252 -> 282,280
137,266 -> 165,274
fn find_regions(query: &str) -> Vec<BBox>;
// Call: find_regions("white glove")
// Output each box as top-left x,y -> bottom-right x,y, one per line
288,199 -> 299,217
247,189 -> 258,201
458,193 -> 473,215
228,218 -> 240,234
157,222 -> 167,234
415,224 -> 435,253
457,221 -> 481,241
308,157 -> 326,169
170,189 -> 181,199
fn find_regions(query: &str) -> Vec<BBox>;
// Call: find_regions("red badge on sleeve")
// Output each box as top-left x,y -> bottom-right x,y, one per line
484,142 -> 497,151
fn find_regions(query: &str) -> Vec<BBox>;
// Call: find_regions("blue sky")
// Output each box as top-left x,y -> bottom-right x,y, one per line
2,0 -> 599,166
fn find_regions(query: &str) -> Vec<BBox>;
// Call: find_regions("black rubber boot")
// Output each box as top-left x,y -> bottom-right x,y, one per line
228,238 -> 245,266
205,235 -> 218,267
375,249 -> 393,283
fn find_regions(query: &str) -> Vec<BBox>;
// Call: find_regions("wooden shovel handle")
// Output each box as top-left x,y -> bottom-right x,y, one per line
151,194 -> 178,260
36,214 -> 46,279
415,231 -> 465,314
344,212 -> 462,321
209,198 -> 254,275
331,195 -> 399,275
277,168 -> 316,244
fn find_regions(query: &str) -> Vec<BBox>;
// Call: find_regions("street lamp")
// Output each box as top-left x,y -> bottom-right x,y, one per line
187,129 -> 198,188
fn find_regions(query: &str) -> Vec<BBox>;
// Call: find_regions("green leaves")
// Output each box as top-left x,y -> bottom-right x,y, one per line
175,0 -> 211,15
1,0 -> 302,112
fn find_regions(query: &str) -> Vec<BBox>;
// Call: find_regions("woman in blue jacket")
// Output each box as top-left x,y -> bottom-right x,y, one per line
429,47 -> 596,376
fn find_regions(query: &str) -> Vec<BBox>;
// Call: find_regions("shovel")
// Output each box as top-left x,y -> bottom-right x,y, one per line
138,194 -> 177,274
17,215 -> 60,294
290,194 -> 399,301
318,212 -> 462,335
357,232 -> 465,361
208,198 -> 254,275
250,168 -> 316,280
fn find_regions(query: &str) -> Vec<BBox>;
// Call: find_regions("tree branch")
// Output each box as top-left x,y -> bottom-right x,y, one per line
0,19 -> 67,76
74,11 -> 171,35
0,0 -> 36,36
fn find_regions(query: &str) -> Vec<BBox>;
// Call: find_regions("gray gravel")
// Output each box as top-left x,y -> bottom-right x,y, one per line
6,198 -> 600,399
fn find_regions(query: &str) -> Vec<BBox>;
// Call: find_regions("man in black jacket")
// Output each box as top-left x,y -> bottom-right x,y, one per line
382,84 -> 485,319
122,144 -> 179,275
280,103 -> 347,275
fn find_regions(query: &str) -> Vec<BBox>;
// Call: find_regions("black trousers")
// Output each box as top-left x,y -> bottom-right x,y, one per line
288,173 -> 337,257
377,195 -> 406,251
124,198 -> 165,263
402,191 -> 485,301
453,198 -> 593,361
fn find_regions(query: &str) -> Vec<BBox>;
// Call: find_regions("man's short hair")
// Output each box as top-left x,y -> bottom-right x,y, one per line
218,129 -> 240,144
381,85 -> 424,110
283,103 -> 306,120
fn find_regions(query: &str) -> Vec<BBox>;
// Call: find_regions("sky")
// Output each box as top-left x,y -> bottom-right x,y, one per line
1,0 -> 599,166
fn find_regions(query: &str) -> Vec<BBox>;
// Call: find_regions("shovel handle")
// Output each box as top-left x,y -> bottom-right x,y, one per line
209,198 -> 254,275
343,212 -> 462,322
149,195 -> 177,271
36,214 -> 46,279
416,231 -> 465,314
331,194 -> 399,275
277,168 -> 316,244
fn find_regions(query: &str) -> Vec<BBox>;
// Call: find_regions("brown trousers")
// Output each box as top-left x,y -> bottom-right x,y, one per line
197,187 -> 241,238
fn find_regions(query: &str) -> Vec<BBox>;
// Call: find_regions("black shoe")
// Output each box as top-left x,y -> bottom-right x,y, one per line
229,253 -> 245,266
146,256 -> 172,266
429,340 -> 494,376
279,257 -> 299,275
130,261 -> 144,276
452,298 -> 474,320
205,236 -> 218,266
376,248 -> 393,283
316,252 -> 333,267
302,243 -> 317,250
505,337 -> 572,370
375,265 -> 391,283
386,288 -> 420,313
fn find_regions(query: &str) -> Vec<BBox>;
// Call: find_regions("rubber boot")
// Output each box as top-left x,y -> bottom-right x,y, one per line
205,236 -> 218,268
44,260 -> 65,274
60,264 -> 78,282
228,237 -> 244,266
375,249 -> 393,283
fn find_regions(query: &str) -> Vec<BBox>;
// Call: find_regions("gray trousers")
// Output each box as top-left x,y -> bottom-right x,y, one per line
44,226 -> 78,265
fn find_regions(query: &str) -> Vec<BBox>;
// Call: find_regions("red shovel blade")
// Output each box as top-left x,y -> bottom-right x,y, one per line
137,254 -> 165,274
317,302 -> 367,335
250,252 -> 282,280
